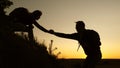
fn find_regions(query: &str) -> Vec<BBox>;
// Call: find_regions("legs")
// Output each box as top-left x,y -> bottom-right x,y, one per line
82,53 -> 102,68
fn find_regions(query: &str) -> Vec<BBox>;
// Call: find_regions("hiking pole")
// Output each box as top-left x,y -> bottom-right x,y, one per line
77,44 -> 80,51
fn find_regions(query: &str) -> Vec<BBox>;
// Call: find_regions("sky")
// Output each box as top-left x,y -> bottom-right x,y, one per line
6,0 -> 120,59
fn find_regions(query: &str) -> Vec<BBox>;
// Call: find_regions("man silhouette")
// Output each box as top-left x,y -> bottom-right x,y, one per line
48,21 -> 102,68
9,7 -> 48,32
9,7 -> 48,42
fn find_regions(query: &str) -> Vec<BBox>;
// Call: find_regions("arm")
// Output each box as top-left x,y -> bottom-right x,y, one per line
33,21 -> 49,33
49,29 -> 77,40
49,30 -> 80,51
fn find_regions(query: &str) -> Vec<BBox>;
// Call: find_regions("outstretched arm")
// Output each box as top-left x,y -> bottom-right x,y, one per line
49,30 -> 80,51
48,29 -> 77,40
33,21 -> 49,33
33,21 -> 77,40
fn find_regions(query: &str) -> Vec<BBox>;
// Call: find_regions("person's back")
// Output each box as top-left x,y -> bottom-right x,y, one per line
78,29 -> 101,55
9,7 -> 32,25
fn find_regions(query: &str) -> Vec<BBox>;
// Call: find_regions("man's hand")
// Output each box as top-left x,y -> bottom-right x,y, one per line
49,29 -> 54,34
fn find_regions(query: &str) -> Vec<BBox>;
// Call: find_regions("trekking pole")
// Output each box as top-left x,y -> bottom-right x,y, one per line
77,44 -> 80,51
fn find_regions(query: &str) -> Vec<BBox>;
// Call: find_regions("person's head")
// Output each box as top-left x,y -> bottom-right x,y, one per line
75,21 -> 85,33
31,10 -> 42,20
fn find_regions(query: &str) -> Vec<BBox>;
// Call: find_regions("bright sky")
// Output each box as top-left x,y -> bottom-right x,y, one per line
7,0 -> 120,59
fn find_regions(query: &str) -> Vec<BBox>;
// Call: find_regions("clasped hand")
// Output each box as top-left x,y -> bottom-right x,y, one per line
48,29 -> 54,34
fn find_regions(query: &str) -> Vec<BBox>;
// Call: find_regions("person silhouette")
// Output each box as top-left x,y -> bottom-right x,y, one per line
9,7 -> 48,43
47,21 -> 102,68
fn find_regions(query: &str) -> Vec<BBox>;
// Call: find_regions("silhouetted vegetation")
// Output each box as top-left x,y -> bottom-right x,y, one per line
48,40 -> 61,58
0,0 -> 13,15
0,0 -> 63,68
0,13 -> 62,67
0,31 -> 63,68
0,13 -> 62,68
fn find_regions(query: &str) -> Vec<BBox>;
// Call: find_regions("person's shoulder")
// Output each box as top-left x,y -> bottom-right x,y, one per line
86,29 -> 99,35
86,29 -> 97,33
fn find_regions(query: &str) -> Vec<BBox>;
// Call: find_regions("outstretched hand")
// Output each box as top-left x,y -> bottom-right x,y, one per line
48,29 -> 54,34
